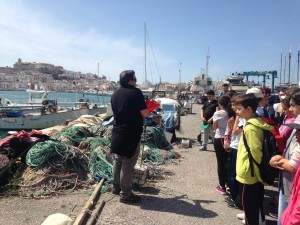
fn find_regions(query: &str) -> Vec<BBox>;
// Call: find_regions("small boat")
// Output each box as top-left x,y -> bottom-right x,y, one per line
0,108 -> 106,130
0,90 -> 107,130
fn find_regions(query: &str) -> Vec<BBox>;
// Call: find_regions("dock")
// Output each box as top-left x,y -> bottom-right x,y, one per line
0,104 -> 277,225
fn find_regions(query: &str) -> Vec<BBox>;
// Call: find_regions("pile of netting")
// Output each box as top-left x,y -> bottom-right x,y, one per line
2,121 -> 179,197
19,140 -> 91,198
17,126 -> 114,198
50,126 -> 95,146
141,126 -> 178,165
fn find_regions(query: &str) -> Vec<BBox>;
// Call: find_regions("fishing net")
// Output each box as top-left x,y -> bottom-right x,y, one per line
88,146 -> 113,182
88,124 -> 109,137
78,137 -> 111,152
50,126 -> 94,146
3,121 -> 178,197
142,126 -> 171,150
139,126 -> 177,164
19,140 -> 92,198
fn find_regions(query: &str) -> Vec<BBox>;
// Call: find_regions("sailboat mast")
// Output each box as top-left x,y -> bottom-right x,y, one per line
284,55 -> 286,84
280,50 -> 282,84
144,23 -> 147,88
206,47 -> 210,78
288,45 -> 291,84
179,62 -> 182,94
298,44 -> 300,86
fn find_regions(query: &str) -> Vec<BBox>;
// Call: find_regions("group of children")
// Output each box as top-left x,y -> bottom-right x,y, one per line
200,86 -> 300,225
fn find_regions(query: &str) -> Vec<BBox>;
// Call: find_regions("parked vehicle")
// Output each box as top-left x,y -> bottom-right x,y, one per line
155,98 -> 181,131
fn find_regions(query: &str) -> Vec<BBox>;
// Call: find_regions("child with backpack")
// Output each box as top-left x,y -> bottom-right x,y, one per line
225,94 -> 244,209
235,93 -> 274,225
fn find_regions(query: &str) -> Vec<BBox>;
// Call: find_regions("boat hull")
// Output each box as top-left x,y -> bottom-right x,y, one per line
0,107 -> 106,130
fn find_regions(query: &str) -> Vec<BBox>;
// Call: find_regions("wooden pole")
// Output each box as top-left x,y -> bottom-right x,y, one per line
85,200 -> 106,225
73,178 -> 105,225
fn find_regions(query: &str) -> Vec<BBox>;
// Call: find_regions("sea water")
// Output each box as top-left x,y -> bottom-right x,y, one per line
0,90 -> 111,138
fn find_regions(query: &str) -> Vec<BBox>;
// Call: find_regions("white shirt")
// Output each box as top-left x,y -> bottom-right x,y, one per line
213,109 -> 228,139
230,118 -> 245,149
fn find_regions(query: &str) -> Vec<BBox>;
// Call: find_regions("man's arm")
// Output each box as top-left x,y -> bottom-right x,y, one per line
140,108 -> 150,118
201,109 -> 207,122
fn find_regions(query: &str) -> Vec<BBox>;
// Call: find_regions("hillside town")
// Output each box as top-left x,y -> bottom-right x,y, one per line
0,59 -> 189,93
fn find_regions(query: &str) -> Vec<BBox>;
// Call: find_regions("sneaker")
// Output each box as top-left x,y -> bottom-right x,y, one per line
227,201 -> 240,209
223,196 -> 234,203
237,213 -> 245,220
200,146 -> 207,151
216,185 -> 226,195
269,211 -> 278,219
120,193 -> 141,203
226,187 -> 231,194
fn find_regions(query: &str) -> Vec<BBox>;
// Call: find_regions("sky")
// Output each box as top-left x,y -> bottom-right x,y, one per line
0,0 -> 299,85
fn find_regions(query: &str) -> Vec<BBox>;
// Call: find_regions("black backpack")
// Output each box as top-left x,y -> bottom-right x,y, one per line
242,122 -> 279,185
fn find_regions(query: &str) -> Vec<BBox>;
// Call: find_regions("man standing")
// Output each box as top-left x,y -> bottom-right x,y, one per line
219,83 -> 230,96
200,90 -> 218,151
110,70 -> 150,203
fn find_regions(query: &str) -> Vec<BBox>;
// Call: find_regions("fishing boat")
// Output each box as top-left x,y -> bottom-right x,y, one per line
0,89 -> 107,130
190,48 -> 215,94
0,107 -> 107,130
0,89 -> 49,113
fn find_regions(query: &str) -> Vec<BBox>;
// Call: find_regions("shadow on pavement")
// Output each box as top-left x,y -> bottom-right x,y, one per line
140,195 -> 218,218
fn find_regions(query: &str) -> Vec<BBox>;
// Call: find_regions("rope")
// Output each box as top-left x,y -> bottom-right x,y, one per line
26,140 -> 69,167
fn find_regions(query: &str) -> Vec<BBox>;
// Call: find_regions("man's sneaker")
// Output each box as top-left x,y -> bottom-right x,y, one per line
200,146 -> 207,151
237,213 -> 245,220
120,193 -> 141,203
216,185 -> 226,195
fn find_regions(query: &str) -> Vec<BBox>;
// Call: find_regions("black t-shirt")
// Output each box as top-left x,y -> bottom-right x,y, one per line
202,99 -> 218,120
110,86 -> 147,158
111,86 -> 147,129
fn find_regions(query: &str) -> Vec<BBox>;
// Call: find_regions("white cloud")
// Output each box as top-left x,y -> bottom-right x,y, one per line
0,1 -> 175,82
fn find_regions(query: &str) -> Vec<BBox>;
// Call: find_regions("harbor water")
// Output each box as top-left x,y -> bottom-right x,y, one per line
0,90 -> 111,138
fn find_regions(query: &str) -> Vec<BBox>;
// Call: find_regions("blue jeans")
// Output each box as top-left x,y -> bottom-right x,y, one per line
278,188 -> 288,225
